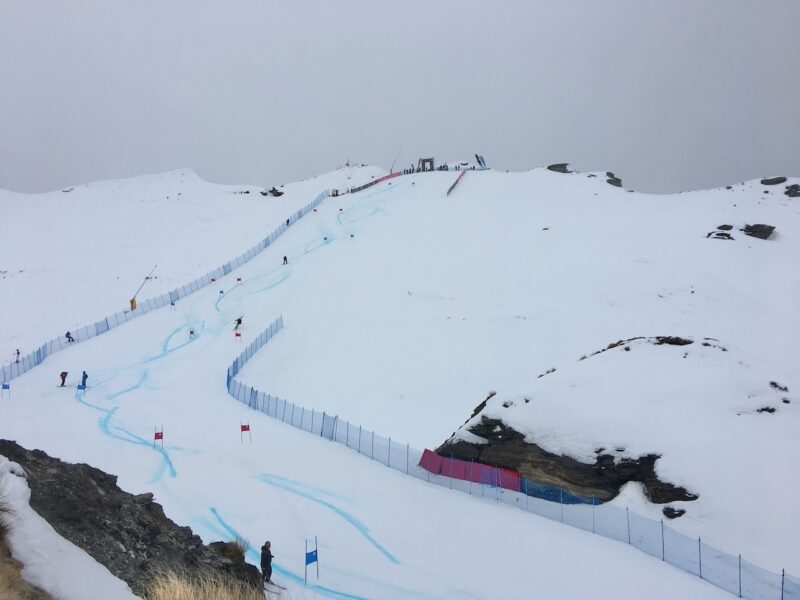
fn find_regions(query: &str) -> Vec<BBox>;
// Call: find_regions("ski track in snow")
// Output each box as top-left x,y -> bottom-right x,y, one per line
73,374 -> 178,482
209,507 -> 374,600
257,474 -> 398,564
72,314 -> 211,482
145,320 -> 205,361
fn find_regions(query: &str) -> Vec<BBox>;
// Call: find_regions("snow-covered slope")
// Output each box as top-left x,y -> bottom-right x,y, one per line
238,168 -> 800,573
0,165 -> 797,598
0,165 -> 384,359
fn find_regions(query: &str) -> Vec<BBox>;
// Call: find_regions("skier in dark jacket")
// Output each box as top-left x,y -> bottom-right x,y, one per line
233,317 -> 243,331
59,371 -> 68,387
81,371 -> 88,387
260,541 -> 274,584
65,331 -> 75,343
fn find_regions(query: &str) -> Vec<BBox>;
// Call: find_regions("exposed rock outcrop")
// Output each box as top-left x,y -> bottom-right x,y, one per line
547,163 -> 572,174
740,224 -> 775,240
0,440 -> 260,597
760,176 -> 787,185
437,418 -> 698,503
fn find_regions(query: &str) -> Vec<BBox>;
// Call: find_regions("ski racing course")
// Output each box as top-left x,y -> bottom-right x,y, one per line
0,173 -> 737,599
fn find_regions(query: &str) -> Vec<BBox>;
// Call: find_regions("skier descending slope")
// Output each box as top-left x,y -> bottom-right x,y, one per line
233,317 -> 243,331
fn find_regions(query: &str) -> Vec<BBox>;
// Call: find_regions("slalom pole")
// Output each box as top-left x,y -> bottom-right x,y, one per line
304,540 -> 308,585
315,536 -> 319,579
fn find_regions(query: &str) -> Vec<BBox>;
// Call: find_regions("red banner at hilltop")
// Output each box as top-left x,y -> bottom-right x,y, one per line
349,172 -> 402,194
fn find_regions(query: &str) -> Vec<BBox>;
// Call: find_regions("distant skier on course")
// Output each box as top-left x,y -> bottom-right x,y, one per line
233,317 -> 243,331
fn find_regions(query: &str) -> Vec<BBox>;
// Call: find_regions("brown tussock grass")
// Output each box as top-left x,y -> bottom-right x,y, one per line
144,569 -> 264,600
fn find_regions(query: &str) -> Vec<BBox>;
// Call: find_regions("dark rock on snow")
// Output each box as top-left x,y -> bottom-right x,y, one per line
760,176 -> 787,185
547,163 -> 572,174
717,224 -> 733,231
606,177 -> 623,188
653,336 -> 693,346
707,232 -> 734,240
740,224 -> 775,240
663,506 -> 686,519
0,440 -> 261,597
785,184 -> 800,198
437,417 -> 698,503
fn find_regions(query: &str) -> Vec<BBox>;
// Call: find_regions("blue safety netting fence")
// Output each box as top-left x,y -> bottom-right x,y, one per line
1,191 -> 328,385
228,316 -> 799,600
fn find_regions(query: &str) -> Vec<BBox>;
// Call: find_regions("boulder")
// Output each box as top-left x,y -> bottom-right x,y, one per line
547,163 -> 571,174
740,224 -> 775,240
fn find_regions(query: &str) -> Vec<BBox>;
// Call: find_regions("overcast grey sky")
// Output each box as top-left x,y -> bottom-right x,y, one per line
1,0 -> 798,194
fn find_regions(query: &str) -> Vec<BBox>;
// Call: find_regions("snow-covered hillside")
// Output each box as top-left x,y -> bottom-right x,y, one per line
238,168 -> 799,571
1,165 -> 797,598
0,165 -> 384,359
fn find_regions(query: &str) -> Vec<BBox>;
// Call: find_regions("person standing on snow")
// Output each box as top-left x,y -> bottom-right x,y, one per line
233,317 -> 243,331
261,541 -> 274,584
283,256 -> 288,265
65,331 -> 75,343
59,371 -> 68,387
81,371 -> 88,388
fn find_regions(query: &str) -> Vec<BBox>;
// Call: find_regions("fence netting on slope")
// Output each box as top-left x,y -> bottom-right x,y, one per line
1,191 -> 328,384
227,315 -> 798,600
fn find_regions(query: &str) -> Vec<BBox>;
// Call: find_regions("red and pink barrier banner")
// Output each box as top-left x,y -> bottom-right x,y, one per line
349,171 -> 402,194
418,449 -> 520,491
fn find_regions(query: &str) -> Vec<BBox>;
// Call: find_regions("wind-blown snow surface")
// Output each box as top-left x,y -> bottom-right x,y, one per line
0,165 -> 796,598
0,455 -> 138,599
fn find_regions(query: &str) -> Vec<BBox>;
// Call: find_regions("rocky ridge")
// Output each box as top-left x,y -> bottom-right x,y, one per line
0,440 -> 260,597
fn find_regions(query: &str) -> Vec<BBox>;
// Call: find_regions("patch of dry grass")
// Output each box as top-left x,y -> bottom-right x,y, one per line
144,570 -> 264,600
215,538 -> 248,562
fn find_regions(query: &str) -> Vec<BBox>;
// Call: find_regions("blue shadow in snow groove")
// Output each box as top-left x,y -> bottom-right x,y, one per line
257,474 -> 398,564
146,321 -> 205,361
74,376 -> 177,483
209,508 -> 370,600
